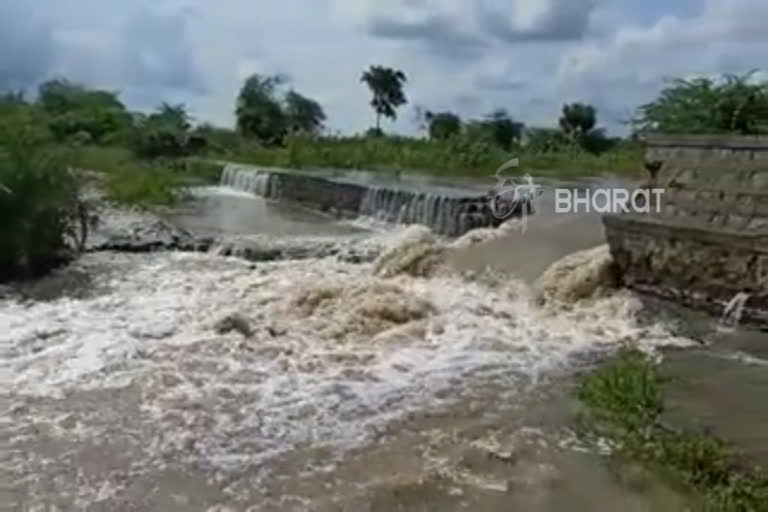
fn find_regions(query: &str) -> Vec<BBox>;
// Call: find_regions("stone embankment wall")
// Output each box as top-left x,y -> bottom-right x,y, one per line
602,135 -> 768,324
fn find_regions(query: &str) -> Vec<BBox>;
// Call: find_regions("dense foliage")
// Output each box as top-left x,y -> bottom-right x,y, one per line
37,78 -> 133,144
235,74 -> 327,145
361,65 -> 408,130
633,71 -> 768,135
0,99 -> 85,280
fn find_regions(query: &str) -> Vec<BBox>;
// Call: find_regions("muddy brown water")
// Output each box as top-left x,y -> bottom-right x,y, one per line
1,178 -> 766,511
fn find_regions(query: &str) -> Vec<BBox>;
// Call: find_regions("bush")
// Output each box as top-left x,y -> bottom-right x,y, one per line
103,164 -> 180,207
131,121 -> 207,159
0,112 -> 85,280
70,146 -> 222,206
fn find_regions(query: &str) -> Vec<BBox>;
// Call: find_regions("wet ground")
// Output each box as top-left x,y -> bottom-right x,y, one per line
1,179 -> 766,511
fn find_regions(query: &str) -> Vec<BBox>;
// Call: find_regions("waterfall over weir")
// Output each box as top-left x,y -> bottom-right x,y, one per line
220,164 -> 526,236
221,164 -> 281,197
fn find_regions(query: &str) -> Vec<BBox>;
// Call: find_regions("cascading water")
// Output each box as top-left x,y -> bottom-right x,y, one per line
220,164 -> 281,198
357,187 -> 506,236
718,292 -> 751,331
220,164 -> 509,236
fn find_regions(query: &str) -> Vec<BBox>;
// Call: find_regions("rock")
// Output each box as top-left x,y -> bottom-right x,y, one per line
533,244 -> 619,304
85,203 -> 195,252
213,313 -> 253,338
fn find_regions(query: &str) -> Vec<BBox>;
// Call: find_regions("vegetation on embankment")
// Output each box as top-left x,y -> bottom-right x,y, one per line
0,98 -> 217,280
578,348 -> 768,511
0,105 -> 85,280
217,132 -> 644,177
71,146 -> 221,207
2,67 -> 767,280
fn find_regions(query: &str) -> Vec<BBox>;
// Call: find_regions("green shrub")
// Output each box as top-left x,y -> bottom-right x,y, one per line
104,165 -> 180,207
0,112 -> 85,280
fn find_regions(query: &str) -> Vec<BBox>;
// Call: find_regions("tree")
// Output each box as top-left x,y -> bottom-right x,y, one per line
524,127 -> 571,152
633,71 -> 768,135
360,65 -> 408,130
38,78 -> 124,114
464,109 -> 524,149
151,102 -> 192,132
559,102 -> 597,139
425,110 -> 461,140
284,90 -> 326,134
235,73 -> 288,144
132,103 -> 203,159
36,78 -> 131,143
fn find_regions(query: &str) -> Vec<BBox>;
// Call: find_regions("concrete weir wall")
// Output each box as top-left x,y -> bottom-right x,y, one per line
220,164 -> 526,237
602,135 -> 768,324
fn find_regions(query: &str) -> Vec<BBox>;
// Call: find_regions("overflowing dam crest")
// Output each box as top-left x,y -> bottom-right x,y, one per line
220,164 -> 526,236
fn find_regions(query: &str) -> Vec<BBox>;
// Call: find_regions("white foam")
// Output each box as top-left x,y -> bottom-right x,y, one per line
0,248 -> 694,480
186,185 -> 261,199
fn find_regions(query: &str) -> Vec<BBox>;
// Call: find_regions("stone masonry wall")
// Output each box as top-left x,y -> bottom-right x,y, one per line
603,135 -> 768,324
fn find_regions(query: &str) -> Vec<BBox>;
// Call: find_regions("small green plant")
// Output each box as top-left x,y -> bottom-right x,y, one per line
579,348 -> 768,511
579,347 -> 664,434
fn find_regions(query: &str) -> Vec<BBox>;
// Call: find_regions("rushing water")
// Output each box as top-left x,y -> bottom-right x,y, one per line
1,181 -> 764,511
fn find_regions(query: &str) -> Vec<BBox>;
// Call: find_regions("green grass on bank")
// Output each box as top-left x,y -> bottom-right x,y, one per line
579,348 -> 768,511
210,134 -> 645,178
71,146 -> 221,207
69,135 -> 645,208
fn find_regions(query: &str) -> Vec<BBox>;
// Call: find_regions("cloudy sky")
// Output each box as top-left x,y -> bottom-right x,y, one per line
1,0 -> 766,135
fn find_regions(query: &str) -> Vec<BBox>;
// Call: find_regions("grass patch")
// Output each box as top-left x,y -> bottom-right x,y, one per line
213,134 -> 645,179
579,348 -> 768,511
70,145 -> 223,207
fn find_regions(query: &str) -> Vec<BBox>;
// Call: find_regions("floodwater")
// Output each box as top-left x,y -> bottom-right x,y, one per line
168,186 -> 369,238
1,178 -> 765,511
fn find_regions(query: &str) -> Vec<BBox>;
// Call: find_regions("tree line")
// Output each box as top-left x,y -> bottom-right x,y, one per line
2,66 -> 767,280
2,66 -> 768,162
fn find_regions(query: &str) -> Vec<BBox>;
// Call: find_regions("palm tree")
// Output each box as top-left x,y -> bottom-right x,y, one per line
360,65 -> 408,130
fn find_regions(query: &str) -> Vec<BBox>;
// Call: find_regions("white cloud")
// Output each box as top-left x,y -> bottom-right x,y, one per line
1,0 -> 767,135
